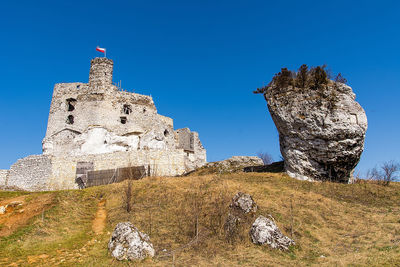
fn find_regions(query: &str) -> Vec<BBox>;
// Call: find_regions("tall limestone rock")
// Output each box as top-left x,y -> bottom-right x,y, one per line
258,67 -> 367,182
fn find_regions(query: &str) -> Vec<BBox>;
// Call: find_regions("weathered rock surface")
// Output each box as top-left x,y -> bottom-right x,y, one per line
264,82 -> 367,182
206,156 -> 263,173
225,192 -> 257,241
108,222 -> 155,260
230,192 -> 258,213
250,215 -> 295,250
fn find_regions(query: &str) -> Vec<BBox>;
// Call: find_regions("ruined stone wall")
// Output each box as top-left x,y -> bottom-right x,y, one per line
158,115 -> 174,128
176,128 -> 194,151
42,57 -> 201,158
42,81 -> 177,156
0,169 -> 9,186
7,150 -> 186,191
7,155 -> 52,191
48,149 -> 186,190
175,128 -> 207,171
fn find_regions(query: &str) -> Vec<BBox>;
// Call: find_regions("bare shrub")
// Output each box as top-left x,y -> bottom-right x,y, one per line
334,73 -> 347,84
257,152 -> 273,165
309,65 -> 328,89
274,68 -> 295,88
295,64 -> 308,88
253,64 -> 340,94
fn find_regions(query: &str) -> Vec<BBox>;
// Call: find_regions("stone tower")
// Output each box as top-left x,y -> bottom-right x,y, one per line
88,57 -> 114,91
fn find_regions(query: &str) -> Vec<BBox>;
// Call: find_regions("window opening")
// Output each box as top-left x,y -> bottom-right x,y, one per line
123,104 -> 132,115
66,98 -> 77,112
120,117 -> 127,124
66,115 -> 74,124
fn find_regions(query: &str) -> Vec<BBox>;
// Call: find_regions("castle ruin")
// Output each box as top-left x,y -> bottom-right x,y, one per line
1,57 -> 206,191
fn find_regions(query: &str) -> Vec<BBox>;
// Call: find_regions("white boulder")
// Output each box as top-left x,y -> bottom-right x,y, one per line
250,215 -> 295,250
108,222 -> 155,260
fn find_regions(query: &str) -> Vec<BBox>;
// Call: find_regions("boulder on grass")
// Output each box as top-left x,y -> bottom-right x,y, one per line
250,215 -> 295,250
108,222 -> 155,260
230,192 -> 258,214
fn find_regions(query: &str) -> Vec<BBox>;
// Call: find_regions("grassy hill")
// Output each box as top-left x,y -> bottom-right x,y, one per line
0,172 -> 399,266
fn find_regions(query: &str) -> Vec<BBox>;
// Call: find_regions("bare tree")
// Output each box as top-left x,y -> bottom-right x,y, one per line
381,161 -> 400,186
124,179 -> 133,212
257,152 -> 273,165
366,161 -> 400,186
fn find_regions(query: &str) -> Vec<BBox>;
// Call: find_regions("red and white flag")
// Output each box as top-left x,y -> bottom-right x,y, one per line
96,46 -> 106,53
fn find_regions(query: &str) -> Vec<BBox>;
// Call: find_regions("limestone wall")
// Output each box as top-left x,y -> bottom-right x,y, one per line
7,150 -> 186,191
0,169 -> 9,186
42,80 -> 177,156
7,155 -> 52,191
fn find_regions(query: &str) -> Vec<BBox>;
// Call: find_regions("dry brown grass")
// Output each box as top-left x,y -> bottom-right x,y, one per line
0,173 -> 399,266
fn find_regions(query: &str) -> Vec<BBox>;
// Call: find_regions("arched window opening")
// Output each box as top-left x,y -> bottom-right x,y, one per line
164,129 -> 169,137
120,117 -> 127,124
66,98 -> 77,112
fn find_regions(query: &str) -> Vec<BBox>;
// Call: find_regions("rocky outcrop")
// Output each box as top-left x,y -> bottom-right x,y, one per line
206,156 -> 263,173
264,82 -> 367,182
225,192 -> 257,241
0,170 -> 8,187
108,222 -> 155,260
250,215 -> 295,250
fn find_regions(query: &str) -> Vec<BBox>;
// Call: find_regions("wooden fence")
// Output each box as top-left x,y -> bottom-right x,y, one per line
76,165 -> 146,188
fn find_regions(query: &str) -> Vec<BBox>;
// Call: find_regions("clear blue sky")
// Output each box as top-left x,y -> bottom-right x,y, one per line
0,0 -> 399,175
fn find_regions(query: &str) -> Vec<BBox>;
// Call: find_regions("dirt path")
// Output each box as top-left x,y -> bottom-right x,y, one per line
12,199 -> 109,266
92,199 -> 107,234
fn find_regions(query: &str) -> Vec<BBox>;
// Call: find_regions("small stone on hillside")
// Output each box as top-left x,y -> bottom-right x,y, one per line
250,215 -> 295,250
230,192 -> 257,213
108,222 -> 155,260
